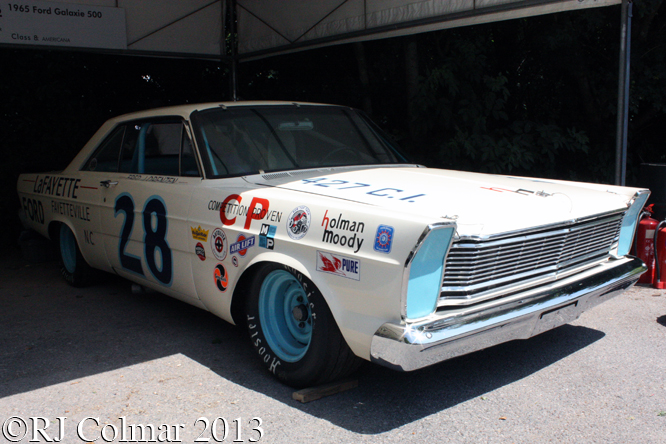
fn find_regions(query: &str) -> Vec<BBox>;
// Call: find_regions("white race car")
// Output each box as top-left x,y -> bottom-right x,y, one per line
17,102 -> 648,387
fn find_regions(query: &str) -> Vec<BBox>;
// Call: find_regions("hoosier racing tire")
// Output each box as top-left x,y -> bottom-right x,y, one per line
245,263 -> 361,388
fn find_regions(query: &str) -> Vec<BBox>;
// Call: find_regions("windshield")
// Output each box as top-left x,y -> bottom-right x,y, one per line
191,105 -> 408,178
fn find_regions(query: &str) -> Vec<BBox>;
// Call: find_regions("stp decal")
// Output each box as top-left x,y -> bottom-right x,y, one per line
210,228 -> 228,261
316,250 -> 361,281
214,264 -> 228,292
287,206 -> 311,240
195,242 -> 206,261
259,224 -> 276,250
374,225 -> 394,254
230,234 -> 256,257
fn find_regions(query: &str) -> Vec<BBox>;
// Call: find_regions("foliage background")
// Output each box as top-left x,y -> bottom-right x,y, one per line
1,1 -> 665,249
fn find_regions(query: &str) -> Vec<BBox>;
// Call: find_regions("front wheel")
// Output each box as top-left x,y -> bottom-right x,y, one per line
57,224 -> 95,287
245,263 -> 361,388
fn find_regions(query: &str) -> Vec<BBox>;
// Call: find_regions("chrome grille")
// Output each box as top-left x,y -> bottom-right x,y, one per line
440,212 -> 624,306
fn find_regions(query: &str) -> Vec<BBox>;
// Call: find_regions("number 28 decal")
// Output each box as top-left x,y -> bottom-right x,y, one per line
114,193 -> 173,286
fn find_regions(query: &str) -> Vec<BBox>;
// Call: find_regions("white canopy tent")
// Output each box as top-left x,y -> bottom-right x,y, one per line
0,0 -> 621,57
235,0 -> 620,60
0,0 -> 631,184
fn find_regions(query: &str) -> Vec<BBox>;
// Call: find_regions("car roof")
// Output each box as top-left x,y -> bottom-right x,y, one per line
110,101 -> 338,123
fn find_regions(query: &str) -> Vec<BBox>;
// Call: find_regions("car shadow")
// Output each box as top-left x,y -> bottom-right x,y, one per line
657,315 -> 666,328
0,250 -> 605,434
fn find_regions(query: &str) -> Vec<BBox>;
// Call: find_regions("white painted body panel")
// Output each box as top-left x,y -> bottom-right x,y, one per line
16,102 -> 646,363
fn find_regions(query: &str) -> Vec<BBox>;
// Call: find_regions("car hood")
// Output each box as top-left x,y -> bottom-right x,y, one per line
246,166 -> 634,238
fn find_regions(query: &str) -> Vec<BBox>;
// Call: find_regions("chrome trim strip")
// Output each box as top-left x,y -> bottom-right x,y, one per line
371,257 -> 645,372
456,209 -> 626,242
610,189 -> 651,258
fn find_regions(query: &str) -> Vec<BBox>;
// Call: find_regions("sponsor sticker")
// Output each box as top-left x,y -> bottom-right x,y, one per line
316,250 -> 361,281
212,194 -> 282,230
195,242 -> 206,261
231,256 -> 239,267
374,225 -> 394,254
210,228 -> 228,261
214,264 -> 228,292
321,210 -> 365,253
259,224 -> 276,250
191,225 -> 209,241
287,206 -> 311,240
230,234 -> 256,257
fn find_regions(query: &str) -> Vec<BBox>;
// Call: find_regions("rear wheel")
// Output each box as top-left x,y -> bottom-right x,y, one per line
57,224 -> 95,287
245,263 -> 361,388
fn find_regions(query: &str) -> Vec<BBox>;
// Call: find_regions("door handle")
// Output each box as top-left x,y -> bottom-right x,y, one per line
100,180 -> 119,188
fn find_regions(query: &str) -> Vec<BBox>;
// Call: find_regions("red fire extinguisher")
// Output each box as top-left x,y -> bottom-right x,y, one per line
654,219 -> 666,289
635,204 -> 658,285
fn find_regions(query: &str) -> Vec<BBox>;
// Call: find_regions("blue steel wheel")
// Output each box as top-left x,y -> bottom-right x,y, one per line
258,270 -> 312,362
57,223 -> 95,287
245,263 -> 362,388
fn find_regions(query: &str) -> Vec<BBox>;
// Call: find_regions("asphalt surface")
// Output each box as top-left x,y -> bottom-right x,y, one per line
1,247 -> 665,443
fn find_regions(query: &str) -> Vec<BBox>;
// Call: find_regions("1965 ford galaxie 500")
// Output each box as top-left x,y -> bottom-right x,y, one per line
17,102 -> 648,387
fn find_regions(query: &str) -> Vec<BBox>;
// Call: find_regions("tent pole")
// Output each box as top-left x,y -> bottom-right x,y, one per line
229,0 -> 239,101
615,0 -> 632,186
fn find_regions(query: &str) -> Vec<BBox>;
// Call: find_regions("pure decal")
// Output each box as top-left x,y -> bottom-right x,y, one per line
316,250 -> 361,281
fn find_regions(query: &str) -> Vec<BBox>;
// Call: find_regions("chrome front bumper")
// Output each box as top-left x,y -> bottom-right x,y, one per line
370,257 -> 646,371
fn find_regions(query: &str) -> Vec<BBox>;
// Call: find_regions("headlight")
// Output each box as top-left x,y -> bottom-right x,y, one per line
615,190 -> 650,257
404,223 -> 456,320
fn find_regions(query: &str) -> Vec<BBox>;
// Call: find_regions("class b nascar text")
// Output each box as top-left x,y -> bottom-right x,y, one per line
2,416 -> 263,443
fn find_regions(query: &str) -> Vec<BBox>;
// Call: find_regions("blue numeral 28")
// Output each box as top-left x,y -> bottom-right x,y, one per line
114,193 -> 173,286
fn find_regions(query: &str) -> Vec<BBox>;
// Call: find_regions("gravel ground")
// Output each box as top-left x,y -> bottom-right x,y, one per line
1,248 -> 665,443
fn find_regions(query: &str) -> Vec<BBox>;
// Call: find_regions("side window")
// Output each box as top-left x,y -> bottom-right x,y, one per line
83,126 -> 125,172
116,119 -> 200,177
143,122 -> 181,176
